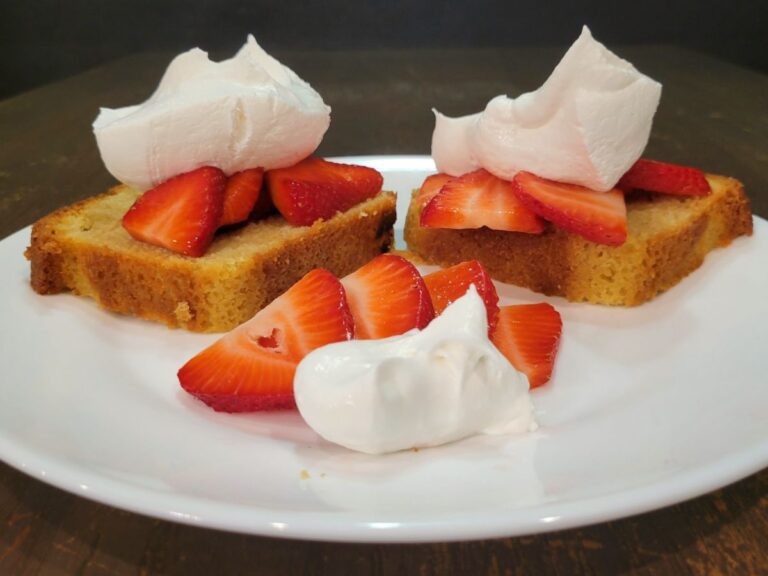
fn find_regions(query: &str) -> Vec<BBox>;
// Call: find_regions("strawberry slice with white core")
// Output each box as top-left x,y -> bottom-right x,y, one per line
178,268 -> 354,412
420,169 -> 545,233
220,167 -> 264,226
423,260 -> 500,333
414,173 -> 454,209
491,303 -> 562,389
122,166 -> 226,257
512,171 -> 628,246
618,159 -> 712,196
266,157 -> 383,226
341,254 -> 435,339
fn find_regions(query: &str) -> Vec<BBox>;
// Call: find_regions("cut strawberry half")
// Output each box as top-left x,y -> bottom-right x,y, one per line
266,157 -> 383,226
220,167 -> 264,226
618,159 -> 712,196
491,303 -> 562,389
122,166 -> 226,257
341,254 -> 434,339
423,260 -> 500,333
420,169 -> 545,233
178,268 -> 354,412
512,171 -> 628,246
414,173 -> 454,209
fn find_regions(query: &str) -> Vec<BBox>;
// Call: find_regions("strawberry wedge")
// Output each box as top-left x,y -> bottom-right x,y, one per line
122,166 -> 226,257
220,167 -> 264,226
618,159 -> 712,196
414,173 -> 454,209
342,254 -> 434,339
491,303 -> 562,389
266,157 -> 383,226
178,269 -> 354,412
423,260 -> 500,333
421,169 -> 545,233
512,171 -> 628,246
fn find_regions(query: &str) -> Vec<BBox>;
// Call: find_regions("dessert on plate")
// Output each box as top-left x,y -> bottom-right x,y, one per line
25,36 -> 396,332
177,254 -> 562,453
404,27 -> 753,306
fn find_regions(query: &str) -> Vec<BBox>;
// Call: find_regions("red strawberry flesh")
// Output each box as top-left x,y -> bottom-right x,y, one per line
423,260 -> 500,333
512,171 -> 628,246
420,169 -> 545,233
122,166 -> 226,257
414,173 -> 454,209
342,254 -> 435,339
220,167 -> 264,226
266,157 -> 383,226
178,268 -> 354,412
618,159 -> 711,196
491,303 -> 562,389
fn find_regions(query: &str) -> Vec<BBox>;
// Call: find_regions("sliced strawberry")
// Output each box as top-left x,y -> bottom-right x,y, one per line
491,303 -> 562,389
341,254 -> 434,339
122,166 -> 226,257
178,268 -> 354,412
512,171 -> 627,246
414,173 -> 454,209
618,159 -> 711,196
266,157 -> 383,226
423,260 -> 500,333
420,169 -> 545,233
220,168 -> 264,226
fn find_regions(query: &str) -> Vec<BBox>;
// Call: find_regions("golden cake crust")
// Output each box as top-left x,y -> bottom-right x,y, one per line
404,174 -> 752,306
26,185 -> 396,331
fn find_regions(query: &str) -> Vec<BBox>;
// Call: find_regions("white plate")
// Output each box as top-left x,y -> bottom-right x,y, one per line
1,155 -> 767,543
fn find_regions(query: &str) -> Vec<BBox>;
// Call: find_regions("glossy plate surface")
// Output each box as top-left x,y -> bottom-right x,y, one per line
2,156 -> 767,542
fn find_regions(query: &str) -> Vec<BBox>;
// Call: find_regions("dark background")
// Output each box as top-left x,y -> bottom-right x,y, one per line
1,0 -> 766,99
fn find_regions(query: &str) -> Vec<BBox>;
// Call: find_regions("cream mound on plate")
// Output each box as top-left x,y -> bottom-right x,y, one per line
294,287 -> 537,455
431,25 -> 662,191
93,35 -> 331,191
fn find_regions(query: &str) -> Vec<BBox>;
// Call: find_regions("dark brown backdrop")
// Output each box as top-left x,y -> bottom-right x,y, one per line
2,0 -> 766,99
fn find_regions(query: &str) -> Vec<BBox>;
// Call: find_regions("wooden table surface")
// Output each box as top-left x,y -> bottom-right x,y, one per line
1,45 -> 766,575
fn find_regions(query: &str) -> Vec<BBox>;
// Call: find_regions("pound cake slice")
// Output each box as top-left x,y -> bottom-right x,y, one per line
27,185 -> 396,331
404,174 -> 751,306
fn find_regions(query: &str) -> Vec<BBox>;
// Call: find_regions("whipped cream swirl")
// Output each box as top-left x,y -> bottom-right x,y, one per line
294,287 -> 537,455
93,35 -> 331,190
431,26 -> 662,191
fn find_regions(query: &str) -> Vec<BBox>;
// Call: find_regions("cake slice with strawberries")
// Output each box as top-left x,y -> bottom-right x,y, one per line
405,161 -> 751,306
27,157 -> 396,332
405,27 -> 752,306
25,37 -> 398,331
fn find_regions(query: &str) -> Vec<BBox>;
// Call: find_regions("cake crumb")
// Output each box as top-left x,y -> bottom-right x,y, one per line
174,301 -> 193,322
78,217 -> 93,232
299,469 -> 310,480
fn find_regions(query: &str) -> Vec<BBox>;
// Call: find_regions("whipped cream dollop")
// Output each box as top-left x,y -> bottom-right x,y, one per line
294,287 -> 537,455
432,26 -> 662,191
93,35 -> 331,190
